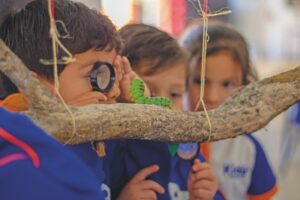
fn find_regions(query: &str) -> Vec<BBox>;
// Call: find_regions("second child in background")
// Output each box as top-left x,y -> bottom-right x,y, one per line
180,22 -> 278,200
114,23 -> 224,200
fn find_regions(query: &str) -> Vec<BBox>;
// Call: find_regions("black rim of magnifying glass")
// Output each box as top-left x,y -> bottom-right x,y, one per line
89,61 -> 116,93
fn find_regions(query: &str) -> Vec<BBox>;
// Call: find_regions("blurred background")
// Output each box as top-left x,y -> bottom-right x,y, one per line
77,0 -> 300,75
77,0 -> 300,199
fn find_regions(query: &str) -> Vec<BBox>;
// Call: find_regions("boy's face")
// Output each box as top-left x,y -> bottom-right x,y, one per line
58,48 -> 120,105
136,60 -> 186,110
187,50 -> 243,111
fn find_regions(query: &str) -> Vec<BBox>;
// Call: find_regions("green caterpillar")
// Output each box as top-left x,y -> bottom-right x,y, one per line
131,79 -> 173,108
131,79 -> 177,155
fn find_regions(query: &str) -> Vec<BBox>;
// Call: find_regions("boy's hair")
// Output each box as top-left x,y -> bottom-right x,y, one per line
0,0 -> 122,96
119,23 -> 188,76
180,22 -> 258,85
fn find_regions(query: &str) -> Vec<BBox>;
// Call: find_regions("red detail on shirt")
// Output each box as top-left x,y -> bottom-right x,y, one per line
0,153 -> 27,167
0,128 -> 40,168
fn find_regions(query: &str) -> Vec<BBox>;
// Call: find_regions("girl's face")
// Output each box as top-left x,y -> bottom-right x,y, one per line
188,50 -> 243,111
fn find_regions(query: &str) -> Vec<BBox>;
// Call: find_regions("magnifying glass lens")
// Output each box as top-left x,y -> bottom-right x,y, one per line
89,61 -> 115,93
97,64 -> 111,90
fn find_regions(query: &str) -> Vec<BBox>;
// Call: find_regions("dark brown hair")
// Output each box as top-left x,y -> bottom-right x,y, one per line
119,23 -> 188,76
0,0 -> 122,96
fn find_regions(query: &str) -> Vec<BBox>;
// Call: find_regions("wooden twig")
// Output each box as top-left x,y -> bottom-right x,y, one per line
0,39 -> 299,144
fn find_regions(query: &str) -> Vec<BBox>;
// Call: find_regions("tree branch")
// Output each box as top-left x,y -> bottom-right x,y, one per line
0,39 -> 299,144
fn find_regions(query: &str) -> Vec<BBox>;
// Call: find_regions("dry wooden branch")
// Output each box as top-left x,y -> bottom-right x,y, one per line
0,39 -> 299,144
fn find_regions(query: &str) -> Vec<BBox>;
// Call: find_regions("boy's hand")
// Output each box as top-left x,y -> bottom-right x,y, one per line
65,91 -> 108,106
117,165 -> 165,200
114,56 -> 150,103
187,159 -> 218,200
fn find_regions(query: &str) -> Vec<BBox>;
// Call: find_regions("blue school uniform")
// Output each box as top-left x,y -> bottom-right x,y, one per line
67,140 -> 125,200
0,107 -> 104,200
103,140 -> 127,199
117,140 -> 224,200
66,143 -> 108,195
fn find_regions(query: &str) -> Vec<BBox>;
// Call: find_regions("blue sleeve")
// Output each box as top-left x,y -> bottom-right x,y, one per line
0,107 -> 104,200
292,103 -> 300,124
0,160 -> 102,200
247,135 -> 277,195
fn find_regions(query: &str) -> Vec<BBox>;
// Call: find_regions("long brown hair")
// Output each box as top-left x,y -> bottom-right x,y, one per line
180,22 -> 258,85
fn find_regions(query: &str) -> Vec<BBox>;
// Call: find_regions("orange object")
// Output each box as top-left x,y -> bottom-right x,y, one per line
248,184 -> 278,200
200,142 -> 211,161
0,93 -> 29,112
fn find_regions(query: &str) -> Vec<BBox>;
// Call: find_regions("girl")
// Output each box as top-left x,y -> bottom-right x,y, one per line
180,22 -> 278,200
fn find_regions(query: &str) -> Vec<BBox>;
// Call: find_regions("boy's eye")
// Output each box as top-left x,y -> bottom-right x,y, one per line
223,81 -> 234,89
193,78 -> 201,85
170,92 -> 183,98
88,61 -> 116,93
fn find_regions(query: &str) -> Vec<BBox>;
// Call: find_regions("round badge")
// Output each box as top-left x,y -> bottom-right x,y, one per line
177,143 -> 199,160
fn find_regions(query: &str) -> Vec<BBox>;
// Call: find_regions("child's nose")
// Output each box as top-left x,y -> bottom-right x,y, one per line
205,87 -> 221,107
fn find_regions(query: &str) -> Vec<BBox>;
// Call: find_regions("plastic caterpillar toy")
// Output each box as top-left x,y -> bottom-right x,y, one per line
131,79 -> 178,155
131,79 -> 173,108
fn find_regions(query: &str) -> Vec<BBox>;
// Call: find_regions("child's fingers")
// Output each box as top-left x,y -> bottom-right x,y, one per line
131,165 -> 159,183
192,159 -> 210,172
192,168 -> 215,181
187,169 -> 196,189
140,190 -> 157,200
141,180 -> 165,194
121,57 -> 138,81
191,188 -> 214,200
113,55 -> 123,81
192,179 -> 216,191
122,56 -> 132,74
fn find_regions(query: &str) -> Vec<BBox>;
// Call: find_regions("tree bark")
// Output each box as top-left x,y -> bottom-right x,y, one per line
0,39 -> 299,144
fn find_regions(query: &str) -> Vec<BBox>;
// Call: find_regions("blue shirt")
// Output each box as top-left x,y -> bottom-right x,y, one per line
67,140 -> 125,200
0,107 -> 104,200
111,139 -> 224,200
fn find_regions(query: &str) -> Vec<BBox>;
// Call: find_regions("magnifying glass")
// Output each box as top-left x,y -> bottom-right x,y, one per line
89,61 -> 116,93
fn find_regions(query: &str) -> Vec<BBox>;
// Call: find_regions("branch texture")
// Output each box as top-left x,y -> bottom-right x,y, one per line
1,39 -> 299,144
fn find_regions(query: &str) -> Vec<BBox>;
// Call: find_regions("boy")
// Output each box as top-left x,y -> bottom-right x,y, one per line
0,0 -> 143,199
114,23 -> 223,200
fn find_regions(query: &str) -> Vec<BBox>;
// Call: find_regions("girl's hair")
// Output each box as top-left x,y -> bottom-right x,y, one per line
0,0 -> 122,96
180,22 -> 258,85
119,23 -> 188,76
